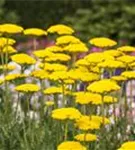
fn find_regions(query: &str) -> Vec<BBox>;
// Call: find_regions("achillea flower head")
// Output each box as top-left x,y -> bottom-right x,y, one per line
31,69 -> 49,79
111,75 -> 127,82
5,73 -> 27,81
79,72 -> 100,82
47,24 -> 74,35
129,61 -> 135,68
52,107 -> 81,120
75,59 -> 90,67
11,53 -> 36,65
74,133 -> 97,142
74,92 -> 117,105
118,46 -> 135,52
2,46 -> 17,54
0,24 -> 23,34
64,43 -> 88,53
97,60 -> 125,69
45,45 -> 64,52
43,63 -> 67,72
15,83 -> 40,93
85,52 -> 114,64
89,37 -> 117,48
0,64 -> 16,71
121,71 -> 135,80
0,37 -> 16,48
75,115 -> 101,130
117,55 -> 135,64
56,35 -> 81,45
91,115 -> 110,125
33,49 -> 53,59
57,141 -> 86,150
68,69 -> 99,82
49,71 -> 68,81
118,141 -> 135,150
45,53 -> 71,62
103,49 -> 123,57
89,66 -> 100,73
43,86 -> 68,95
87,79 -> 120,94
24,28 -> 47,36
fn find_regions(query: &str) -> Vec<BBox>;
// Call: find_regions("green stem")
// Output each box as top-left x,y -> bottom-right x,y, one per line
101,94 -> 105,125
64,121 -> 68,140
15,92 -> 20,119
130,80 -> 133,122
61,81 -> 65,107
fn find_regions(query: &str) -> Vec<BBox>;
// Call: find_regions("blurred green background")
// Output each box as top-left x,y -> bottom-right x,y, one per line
1,0 -> 135,44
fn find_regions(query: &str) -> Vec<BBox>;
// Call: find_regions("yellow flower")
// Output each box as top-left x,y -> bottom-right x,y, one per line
75,59 -> 90,67
117,46 -> 135,52
64,43 -> 88,53
52,107 -> 81,120
74,133 -> 97,142
45,45 -> 64,52
45,101 -> 54,106
121,71 -> 135,80
0,24 -> 23,34
118,141 -> 135,150
68,69 -> 83,80
85,52 -> 114,64
24,28 -> 47,36
43,86 -> 68,95
79,72 -> 100,82
89,37 -> 117,48
2,46 -> 17,54
47,24 -> 74,35
74,92 -> 117,105
97,60 -> 125,69
31,69 -> 49,79
0,64 -> 16,71
87,79 -> 120,94
89,66 -> 100,74
5,74 -> 27,81
43,63 -> 68,72
49,71 -> 68,81
91,115 -> 110,125
117,55 -> 135,64
33,49 -> 53,59
15,83 -> 40,93
129,61 -> 135,68
0,37 -> 16,48
76,66 -> 89,72
56,35 -> 81,45
11,53 -> 36,65
103,49 -> 123,57
75,115 -> 101,130
45,53 -> 71,62
111,76 -> 127,82
57,141 -> 86,150
68,69 -> 99,82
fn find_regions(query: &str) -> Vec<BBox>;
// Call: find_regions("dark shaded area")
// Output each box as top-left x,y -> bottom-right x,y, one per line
2,0 -> 135,43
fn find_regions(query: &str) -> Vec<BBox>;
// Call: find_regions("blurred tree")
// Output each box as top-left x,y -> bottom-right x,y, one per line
0,0 -> 19,24
63,0 -> 135,44
4,0 -> 80,28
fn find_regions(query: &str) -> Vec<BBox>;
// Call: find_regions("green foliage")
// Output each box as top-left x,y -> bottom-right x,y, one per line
0,0 -> 19,24
63,0 -> 135,43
